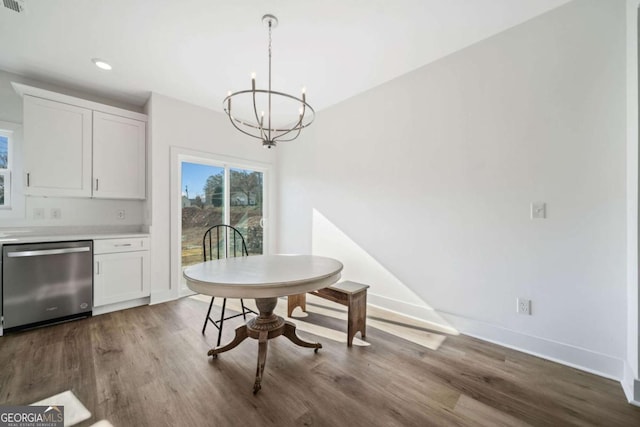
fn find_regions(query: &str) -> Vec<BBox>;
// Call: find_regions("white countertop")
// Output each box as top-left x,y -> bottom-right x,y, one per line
0,226 -> 149,244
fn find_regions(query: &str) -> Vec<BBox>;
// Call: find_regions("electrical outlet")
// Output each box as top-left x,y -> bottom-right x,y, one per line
33,208 -> 44,220
517,298 -> 531,315
51,208 -> 61,219
531,202 -> 546,219
117,209 -> 126,220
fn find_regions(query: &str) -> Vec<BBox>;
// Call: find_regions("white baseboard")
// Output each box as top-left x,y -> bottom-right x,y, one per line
439,310 -> 623,381
367,294 -> 625,381
179,287 -> 196,298
93,297 -> 150,316
367,293 -> 459,335
150,290 -> 178,305
623,361 -> 640,406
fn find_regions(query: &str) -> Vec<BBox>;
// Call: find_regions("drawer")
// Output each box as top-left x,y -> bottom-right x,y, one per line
94,237 -> 149,254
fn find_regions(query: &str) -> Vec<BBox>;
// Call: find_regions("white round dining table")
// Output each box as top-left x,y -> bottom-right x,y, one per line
183,254 -> 343,393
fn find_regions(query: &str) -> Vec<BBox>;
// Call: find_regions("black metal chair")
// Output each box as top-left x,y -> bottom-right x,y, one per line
201,224 -> 256,346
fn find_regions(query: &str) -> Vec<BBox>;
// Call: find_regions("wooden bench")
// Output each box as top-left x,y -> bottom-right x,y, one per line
287,281 -> 369,347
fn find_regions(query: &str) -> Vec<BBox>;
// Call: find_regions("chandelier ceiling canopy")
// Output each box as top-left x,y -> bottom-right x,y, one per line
223,14 -> 315,149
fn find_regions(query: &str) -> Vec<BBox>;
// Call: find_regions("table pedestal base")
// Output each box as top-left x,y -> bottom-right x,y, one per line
207,297 -> 322,393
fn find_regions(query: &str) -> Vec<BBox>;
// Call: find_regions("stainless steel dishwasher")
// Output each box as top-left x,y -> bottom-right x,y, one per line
2,240 -> 93,332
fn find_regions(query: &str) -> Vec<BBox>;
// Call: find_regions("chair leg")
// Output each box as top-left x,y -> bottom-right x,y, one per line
202,296 -> 215,335
217,298 -> 227,347
241,298 -> 248,320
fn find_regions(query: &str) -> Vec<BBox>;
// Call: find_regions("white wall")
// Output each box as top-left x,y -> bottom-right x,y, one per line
147,93 -> 276,303
278,0 -> 628,379
0,69 -> 145,228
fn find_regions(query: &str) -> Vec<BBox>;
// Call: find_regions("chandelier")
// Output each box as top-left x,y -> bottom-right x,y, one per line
223,14 -> 315,149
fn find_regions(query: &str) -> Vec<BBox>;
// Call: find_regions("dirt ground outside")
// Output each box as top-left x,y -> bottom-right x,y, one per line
181,205 -> 263,266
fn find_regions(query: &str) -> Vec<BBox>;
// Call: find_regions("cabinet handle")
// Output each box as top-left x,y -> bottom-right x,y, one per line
114,243 -> 132,247
26,172 -> 30,187
96,261 -> 100,275
95,178 -> 99,191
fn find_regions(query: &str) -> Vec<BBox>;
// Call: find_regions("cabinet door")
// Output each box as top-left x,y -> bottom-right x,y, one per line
93,111 -> 146,199
23,95 -> 92,197
94,251 -> 150,307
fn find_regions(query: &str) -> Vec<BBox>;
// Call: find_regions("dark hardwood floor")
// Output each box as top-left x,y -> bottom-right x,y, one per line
1,297 -> 639,426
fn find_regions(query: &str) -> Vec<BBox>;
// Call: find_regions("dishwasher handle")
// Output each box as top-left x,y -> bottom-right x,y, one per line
6,247 -> 91,258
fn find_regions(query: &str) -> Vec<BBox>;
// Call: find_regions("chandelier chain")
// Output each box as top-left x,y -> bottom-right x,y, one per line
268,19 -> 272,141
223,14 -> 315,148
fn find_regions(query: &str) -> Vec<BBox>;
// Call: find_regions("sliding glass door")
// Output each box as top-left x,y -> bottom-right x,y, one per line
229,167 -> 264,255
181,162 -> 225,268
180,160 -> 265,271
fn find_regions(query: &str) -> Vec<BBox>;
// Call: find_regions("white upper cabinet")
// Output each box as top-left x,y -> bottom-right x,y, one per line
14,83 -> 147,200
93,112 -> 146,199
23,95 -> 93,197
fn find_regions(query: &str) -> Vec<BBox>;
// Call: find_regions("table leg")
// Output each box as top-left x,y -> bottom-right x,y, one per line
208,296 -> 322,394
253,330 -> 269,394
208,324 -> 249,358
283,320 -> 322,352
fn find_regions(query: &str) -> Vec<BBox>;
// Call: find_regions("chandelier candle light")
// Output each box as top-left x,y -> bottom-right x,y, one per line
223,14 -> 315,149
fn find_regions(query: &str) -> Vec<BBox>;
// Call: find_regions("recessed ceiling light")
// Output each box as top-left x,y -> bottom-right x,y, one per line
91,58 -> 112,71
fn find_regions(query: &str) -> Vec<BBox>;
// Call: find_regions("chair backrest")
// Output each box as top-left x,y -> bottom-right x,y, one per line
202,225 -> 249,261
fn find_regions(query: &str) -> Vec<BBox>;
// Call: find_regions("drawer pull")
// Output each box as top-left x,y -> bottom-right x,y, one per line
114,243 -> 132,247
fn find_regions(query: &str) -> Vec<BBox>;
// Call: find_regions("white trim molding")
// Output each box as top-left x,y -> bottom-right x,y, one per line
439,310 -> 624,381
367,293 -> 459,336
623,361 -> 640,406
169,146 -> 274,298
11,82 -> 148,122
364,294 -> 627,383
626,0 -> 640,407
0,120 -> 24,220
149,290 -> 177,306
93,297 -> 150,316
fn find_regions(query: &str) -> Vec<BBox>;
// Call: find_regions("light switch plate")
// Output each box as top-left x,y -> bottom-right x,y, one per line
531,202 -> 546,219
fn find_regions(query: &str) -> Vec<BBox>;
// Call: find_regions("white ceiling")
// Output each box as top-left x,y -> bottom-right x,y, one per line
0,0 -> 571,113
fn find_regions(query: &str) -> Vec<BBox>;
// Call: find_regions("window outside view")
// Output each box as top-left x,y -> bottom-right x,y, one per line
181,162 -> 264,268
0,135 -> 8,206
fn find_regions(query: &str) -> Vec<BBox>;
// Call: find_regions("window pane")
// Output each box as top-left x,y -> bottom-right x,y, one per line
181,162 -> 225,266
230,168 -> 264,255
0,174 -> 4,205
0,136 -> 7,169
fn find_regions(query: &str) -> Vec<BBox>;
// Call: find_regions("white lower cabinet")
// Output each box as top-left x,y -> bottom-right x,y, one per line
94,237 -> 150,307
